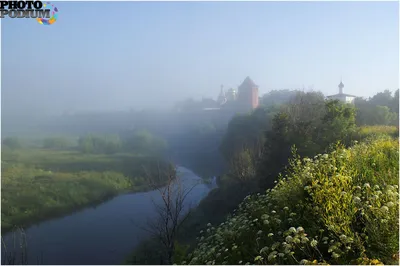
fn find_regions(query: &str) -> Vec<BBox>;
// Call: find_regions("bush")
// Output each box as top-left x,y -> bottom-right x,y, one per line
356,125 -> 398,139
2,137 -> 22,150
43,137 -> 73,149
186,136 -> 399,265
124,130 -> 168,155
78,134 -> 122,154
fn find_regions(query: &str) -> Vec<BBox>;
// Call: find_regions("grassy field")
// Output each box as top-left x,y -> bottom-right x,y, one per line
1,148 -> 170,234
187,135 -> 399,265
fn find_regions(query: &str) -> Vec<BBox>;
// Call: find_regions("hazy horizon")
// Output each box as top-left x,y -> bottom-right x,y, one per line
2,1 -> 399,117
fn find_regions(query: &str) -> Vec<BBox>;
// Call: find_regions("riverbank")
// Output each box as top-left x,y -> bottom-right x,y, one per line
125,174 -> 255,264
1,167 -> 212,265
1,148 -> 171,234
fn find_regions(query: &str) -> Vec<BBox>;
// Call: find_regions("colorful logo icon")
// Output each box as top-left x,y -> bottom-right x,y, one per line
36,2 -> 58,25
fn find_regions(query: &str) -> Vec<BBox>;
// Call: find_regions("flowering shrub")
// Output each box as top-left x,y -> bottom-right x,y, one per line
186,136 -> 399,265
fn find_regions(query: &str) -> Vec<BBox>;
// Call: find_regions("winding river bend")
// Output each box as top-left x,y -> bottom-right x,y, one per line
1,167 -> 217,265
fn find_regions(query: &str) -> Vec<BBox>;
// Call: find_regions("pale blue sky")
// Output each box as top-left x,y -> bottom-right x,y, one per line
2,1 -> 399,115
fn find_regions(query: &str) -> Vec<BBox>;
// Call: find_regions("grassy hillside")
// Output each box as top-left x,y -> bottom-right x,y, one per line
1,148 -> 170,233
186,136 -> 399,265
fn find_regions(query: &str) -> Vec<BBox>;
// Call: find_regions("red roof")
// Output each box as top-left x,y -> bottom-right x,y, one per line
240,76 -> 258,88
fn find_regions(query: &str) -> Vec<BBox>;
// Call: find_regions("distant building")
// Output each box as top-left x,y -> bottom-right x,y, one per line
210,76 -> 260,113
237,76 -> 259,111
326,80 -> 357,104
217,85 -> 227,106
226,88 -> 237,102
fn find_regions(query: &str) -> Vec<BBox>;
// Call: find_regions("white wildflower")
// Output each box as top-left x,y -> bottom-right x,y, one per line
310,239 -> 318,247
254,256 -> 263,262
353,196 -> 361,203
301,236 -> 309,243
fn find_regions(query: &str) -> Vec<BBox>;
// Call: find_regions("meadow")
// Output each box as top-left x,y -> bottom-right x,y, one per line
185,135 -> 399,265
1,147 -> 170,233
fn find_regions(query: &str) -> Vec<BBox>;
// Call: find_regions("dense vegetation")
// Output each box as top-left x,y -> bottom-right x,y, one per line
126,89 -> 398,265
186,136 -> 398,265
2,88 -> 398,265
354,89 -> 399,126
177,92 -> 398,264
1,132 -> 171,233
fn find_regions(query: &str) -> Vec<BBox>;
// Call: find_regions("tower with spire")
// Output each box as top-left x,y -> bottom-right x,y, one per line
326,79 -> 357,104
338,79 -> 344,94
217,85 -> 227,106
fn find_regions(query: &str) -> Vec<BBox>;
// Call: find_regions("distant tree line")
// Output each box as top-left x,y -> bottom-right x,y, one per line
76,130 -> 168,155
1,130 -> 168,157
354,89 -> 399,126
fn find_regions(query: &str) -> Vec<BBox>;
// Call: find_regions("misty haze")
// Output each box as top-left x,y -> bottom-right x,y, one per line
1,1 -> 399,265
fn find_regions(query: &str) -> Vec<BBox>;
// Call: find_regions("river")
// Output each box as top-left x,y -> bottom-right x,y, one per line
1,167 -> 217,265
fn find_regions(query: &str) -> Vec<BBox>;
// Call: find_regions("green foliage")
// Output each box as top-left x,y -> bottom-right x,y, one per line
124,238 -> 166,265
369,89 -> 398,112
1,147 -> 171,233
220,106 -> 278,163
186,137 -> 399,265
78,134 -> 122,154
2,137 -> 22,150
353,125 -> 399,141
355,89 -> 399,126
258,95 -> 357,189
230,149 -> 256,182
124,129 -> 168,156
173,241 -> 191,264
319,100 -> 357,147
260,89 -> 301,107
42,137 -> 74,149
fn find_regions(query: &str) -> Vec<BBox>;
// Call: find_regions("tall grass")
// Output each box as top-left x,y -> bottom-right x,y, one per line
356,125 -> 398,139
1,148 -> 170,233
186,135 -> 399,265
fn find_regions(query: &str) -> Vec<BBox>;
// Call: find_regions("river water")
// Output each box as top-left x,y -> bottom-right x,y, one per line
1,167 -> 217,265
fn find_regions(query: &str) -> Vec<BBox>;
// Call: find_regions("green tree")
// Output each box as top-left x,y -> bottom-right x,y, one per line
319,100 -> 357,147
125,130 -> 167,155
258,93 -> 356,189
78,134 -> 122,154
220,106 -> 278,163
43,137 -> 72,149
2,137 -> 22,150
369,89 -> 393,107
260,89 -> 301,107
355,90 -> 399,126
